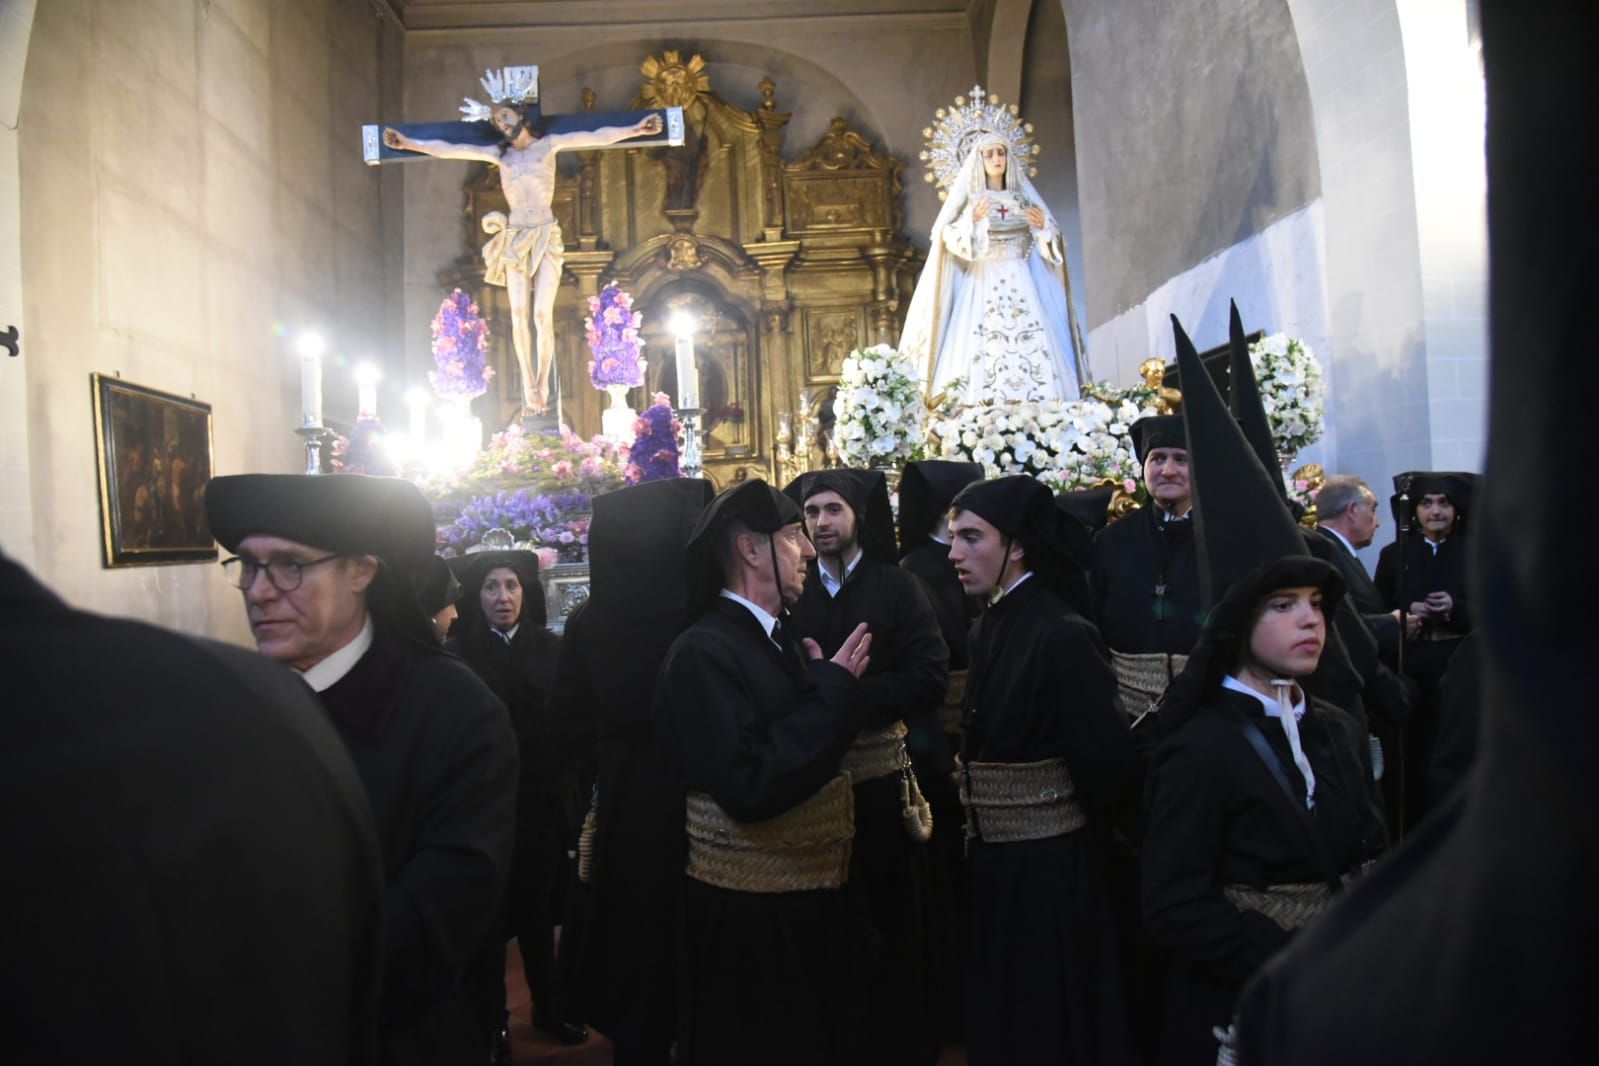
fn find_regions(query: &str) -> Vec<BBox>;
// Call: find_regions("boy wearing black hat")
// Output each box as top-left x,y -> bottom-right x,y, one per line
1090,413 -> 1205,720
786,469 -> 950,1066
206,474 -> 519,1066
653,479 -> 872,1066
948,474 -> 1139,1065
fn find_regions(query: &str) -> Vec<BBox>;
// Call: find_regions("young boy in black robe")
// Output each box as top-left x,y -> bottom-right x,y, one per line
949,474 -> 1140,1066
1140,318 -> 1385,1066
785,468 -> 949,1066
653,479 -> 873,1066
206,474 -> 519,1066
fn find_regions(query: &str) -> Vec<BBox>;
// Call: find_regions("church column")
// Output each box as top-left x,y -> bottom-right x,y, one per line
746,240 -> 801,477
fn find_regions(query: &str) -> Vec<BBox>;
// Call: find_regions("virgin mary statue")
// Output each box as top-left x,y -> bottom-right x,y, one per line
900,92 -> 1082,407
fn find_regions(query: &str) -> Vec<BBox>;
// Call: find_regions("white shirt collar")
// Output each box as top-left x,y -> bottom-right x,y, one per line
491,623 -> 520,643
719,588 -> 779,641
299,614 -> 374,693
1222,674 -> 1306,720
1222,674 -> 1316,808
819,546 -> 864,598
1323,526 -> 1359,557
1425,536 -> 1446,554
988,569 -> 1033,605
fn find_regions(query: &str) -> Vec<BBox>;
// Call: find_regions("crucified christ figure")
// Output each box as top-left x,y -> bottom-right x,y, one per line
385,105 -> 663,416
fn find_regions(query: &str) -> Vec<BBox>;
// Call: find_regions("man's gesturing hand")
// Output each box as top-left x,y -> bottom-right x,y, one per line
803,622 -> 872,679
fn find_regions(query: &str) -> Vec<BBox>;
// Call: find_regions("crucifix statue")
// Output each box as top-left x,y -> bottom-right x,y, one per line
365,67 -> 684,418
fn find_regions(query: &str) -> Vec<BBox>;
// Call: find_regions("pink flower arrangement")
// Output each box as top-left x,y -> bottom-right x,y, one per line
586,283 -> 646,390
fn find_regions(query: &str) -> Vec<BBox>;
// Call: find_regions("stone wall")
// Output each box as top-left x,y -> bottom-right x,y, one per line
16,0 -> 391,636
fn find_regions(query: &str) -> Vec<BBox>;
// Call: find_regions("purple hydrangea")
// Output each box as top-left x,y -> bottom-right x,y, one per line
438,488 -> 592,561
430,289 -> 495,398
625,393 -> 682,484
586,283 -> 645,390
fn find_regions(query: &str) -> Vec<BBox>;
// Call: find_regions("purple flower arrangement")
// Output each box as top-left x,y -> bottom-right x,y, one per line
625,392 -> 682,484
437,488 -> 593,561
585,283 -> 645,391
429,289 -> 495,398
331,416 -> 399,476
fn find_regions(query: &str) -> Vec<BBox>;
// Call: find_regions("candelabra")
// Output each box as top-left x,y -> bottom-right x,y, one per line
295,423 -> 331,475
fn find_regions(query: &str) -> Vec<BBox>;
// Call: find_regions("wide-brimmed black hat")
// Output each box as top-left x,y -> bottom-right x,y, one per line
783,468 -> 897,564
684,479 -> 804,611
456,549 -> 545,629
411,554 -> 462,618
1130,414 -> 1186,464
897,460 -> 983,558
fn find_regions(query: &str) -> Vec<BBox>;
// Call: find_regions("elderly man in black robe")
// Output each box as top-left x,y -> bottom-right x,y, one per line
205,474 -> 519,1066
949,474 -> 1140,1065
653,479 -> 873,1066
2,549 -> 385,1066
1090,414 -> 1205,722
785,468 -> 949,1066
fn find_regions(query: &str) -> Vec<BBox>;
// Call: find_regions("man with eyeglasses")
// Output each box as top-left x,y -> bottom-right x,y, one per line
206,473 -> 518,1066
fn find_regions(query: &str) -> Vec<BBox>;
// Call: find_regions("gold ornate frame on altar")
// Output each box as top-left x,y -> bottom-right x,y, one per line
439,51 -> 922,488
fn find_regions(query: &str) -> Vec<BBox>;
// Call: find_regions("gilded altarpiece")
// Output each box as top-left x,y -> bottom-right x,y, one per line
439,52 -> 922,488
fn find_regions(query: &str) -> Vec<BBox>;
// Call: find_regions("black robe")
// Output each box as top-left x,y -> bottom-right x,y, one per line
2,554 -> 384,1066
319,641 -> 519,1065
788,555 -> 950,1066
1374,532 -> 1472,828
654,597 -> 868,1066
1090,506 -> 1205,656
559,598 -> 688,1055
901,540 -> 977,670
961,576 -> 1140,1066
1142,688 -> 1385,1066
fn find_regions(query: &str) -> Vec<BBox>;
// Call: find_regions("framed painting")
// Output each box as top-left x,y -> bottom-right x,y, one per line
91,373 -> 218,567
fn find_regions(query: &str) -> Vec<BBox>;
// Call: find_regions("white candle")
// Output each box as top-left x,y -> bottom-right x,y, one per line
675,335 -> 698,410
300,353 -> 322,427
355,363 -> 381,419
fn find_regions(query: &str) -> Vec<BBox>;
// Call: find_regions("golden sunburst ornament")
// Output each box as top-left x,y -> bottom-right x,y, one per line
920,84 -> 1038,200
639,51 -> 711,110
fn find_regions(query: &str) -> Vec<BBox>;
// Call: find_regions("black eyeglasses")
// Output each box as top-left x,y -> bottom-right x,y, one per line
220,553 -> 342,592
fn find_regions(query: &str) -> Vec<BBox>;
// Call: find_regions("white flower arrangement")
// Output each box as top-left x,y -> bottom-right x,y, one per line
833,344 -> 928,468
1249,333 -> 1326,457
931,396 -> 1157,494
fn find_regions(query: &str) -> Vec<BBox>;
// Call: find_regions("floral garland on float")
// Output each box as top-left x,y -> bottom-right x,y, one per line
832,344 -> 929,470
625,393 -> 683,485
1248,332 -> 1326,461
430,289 -> 496,399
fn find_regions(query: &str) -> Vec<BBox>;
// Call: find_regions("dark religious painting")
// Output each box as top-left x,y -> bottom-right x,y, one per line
91,373 -> 217,567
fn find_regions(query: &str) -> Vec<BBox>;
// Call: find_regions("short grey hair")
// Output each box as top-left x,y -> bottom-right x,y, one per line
1318,475 -> 1374,521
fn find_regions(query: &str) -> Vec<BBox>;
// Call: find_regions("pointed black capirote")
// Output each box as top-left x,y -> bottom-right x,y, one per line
1226,300 -> 1287,500
1173,313 -> 1312,610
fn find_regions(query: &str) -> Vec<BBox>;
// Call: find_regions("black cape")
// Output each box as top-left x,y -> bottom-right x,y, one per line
787,554 -> 949,1066
318,640 -> 519,1065
654,597 -> 868,1066
961,576 -> 1140,1065
1090,505 -> 1205,655
0,552 -> 384,1066
900,540 -> 978,670
1141,688 -> 1384,1066
1314,527 -> 1400,662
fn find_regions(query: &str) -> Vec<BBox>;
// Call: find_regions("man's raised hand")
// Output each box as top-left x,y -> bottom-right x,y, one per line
803,622 -> 872,679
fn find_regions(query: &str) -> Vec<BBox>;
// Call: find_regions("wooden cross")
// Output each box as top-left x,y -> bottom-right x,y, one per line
361,66 -> 685,164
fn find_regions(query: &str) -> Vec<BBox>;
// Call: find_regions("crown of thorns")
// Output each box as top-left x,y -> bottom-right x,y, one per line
459,66 -> 540,122
919,84 -> 1038,200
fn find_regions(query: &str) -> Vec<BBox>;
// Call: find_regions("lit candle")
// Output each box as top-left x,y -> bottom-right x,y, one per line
298,332 -> 325,427
670,310 -> 699,410
355,363 -> 381,419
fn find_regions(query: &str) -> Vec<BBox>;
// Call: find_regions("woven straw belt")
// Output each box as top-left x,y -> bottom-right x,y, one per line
685,775 -> 854,893
938,670 -> 968,735
841,721 -> 909,782
956,756 -> 1086,844
1110,650 -> 1188,719
1223,882 -> 1335,931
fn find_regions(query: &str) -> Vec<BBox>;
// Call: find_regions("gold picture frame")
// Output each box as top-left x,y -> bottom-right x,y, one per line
91,373 -> 218,567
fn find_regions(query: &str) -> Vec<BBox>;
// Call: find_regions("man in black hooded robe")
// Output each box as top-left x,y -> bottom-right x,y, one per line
653,479 -> 873,1066
558,477 -> 714,1065
785,468 -> 949,1066
1,549 -> 384,1066
950,474 -> 1140,1066
1229,9 -> 1588,1056
206,474 -> 518,1066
